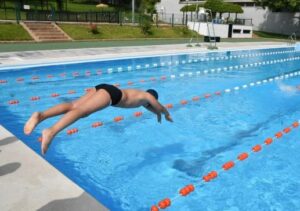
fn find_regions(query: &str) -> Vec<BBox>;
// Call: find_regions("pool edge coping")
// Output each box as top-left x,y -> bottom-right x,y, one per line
0,125 -> 109,211
0,42 -> 292,71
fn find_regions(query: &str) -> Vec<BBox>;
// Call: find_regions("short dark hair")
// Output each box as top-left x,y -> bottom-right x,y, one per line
146,89 -> 158,99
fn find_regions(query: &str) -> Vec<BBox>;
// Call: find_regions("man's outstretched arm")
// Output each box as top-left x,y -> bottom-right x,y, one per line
144,95 -> 173,123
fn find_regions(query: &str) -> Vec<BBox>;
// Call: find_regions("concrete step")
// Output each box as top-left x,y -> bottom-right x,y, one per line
37,35 -> 68,39
22,21 -> 71,42
39,38 -> 69,42
34,32 -> 64,35
27,26 -> 56,30
24,21 -> 52,24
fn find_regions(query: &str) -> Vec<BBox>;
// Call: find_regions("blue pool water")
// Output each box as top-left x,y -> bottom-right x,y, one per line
1,47 -> 300,210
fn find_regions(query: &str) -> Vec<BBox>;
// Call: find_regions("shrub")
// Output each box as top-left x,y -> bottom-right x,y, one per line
180,27 -> 191,35
139,18 -> 152,35
89,23 -> 99,34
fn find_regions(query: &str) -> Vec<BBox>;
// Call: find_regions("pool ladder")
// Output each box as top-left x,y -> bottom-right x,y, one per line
288,33 -> 297,45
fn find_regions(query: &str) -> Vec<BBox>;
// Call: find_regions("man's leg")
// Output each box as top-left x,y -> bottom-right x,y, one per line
24,89 -> 96,135
41,89 -> 111,155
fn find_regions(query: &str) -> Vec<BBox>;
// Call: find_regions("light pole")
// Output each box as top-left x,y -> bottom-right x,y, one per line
132,0 -> 135,24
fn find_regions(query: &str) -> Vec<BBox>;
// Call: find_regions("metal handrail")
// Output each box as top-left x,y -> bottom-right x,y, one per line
288,32 -> 297,45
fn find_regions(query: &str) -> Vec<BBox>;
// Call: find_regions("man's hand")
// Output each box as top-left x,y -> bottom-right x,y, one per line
165,114 -> 173,122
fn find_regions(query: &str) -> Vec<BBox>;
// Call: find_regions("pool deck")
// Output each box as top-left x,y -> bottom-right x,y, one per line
0,41 -> 292,211
0,41 -> 290,70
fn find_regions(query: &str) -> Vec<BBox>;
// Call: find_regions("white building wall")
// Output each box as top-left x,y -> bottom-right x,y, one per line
238,7 -> 300,36
156,0 -> 183,14
188,22 -> 253,38
232,25 -> 253,38
156,1 -> 300,36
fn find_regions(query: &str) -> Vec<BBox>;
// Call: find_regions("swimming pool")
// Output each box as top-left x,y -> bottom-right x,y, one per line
1,46 -> 300,211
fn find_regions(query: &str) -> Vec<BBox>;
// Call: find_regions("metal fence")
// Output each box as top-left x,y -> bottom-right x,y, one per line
26,10 -> 120,23
157,13 -> 253,26
0,8 -> 252,27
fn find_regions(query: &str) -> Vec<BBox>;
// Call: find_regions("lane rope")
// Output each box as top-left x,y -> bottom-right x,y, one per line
150,120 -> 300,210
30,71 -> 300,139
0,49 -> 296,86
3,55 -> 300,105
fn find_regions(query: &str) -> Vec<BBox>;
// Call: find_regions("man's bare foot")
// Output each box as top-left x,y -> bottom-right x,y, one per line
41,129 -> 55,155
24,112 -> 42,135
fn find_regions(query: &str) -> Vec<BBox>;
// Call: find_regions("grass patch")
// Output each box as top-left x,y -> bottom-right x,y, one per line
59,24 -> 198,40
253,31 -> 290,40
0,23 -> 32,41
0,9 -> 27,20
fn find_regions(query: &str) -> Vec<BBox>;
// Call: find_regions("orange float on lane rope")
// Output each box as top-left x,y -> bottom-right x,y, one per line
203,171 -> 218,182
179,184 -> 195,196
8,100 -> 19,105
31,96 -> 40,101
264,138 -> 273,145
180,100 -> 188,105
252,145 -> 262,152
283,127 -> 291,134
67,128 -> 79,135
134,111 -> 143,117
151,205 -> 159,211
275,132 -> 283,139
222,161 -> 235,170
158,198 -> 171,209
238,152 -> 248,161
160,76 -> 167,80
165,104 -> 173,109
204,94 -> 211,98
92,122 -> 103,128
215,91 -> 222,96
293,122 -> 299,128
38,137 -> 42,142
192,96 -> 200,101
114,116 -> 124,122
51,93 -> 60,97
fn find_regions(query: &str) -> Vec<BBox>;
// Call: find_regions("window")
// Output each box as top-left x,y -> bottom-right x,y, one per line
233,29 -> 241,33
243,30 -> 251,34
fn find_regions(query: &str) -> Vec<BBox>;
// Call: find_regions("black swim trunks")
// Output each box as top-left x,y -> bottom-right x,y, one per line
95,84 -> 122,106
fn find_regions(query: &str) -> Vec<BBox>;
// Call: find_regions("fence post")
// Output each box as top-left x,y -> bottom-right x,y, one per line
15,1 -> 21,24
50,5 -> 55,22
172,13 -> 174,27
185,13 -> 188,26
4,0 -> 7,20
119,11 -> 123,26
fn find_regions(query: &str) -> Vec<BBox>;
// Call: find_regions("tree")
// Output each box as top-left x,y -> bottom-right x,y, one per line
180,0 -> 243,19
180,4 -> 204,12
139,0 -> 160,14
254,0 -> 300,12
